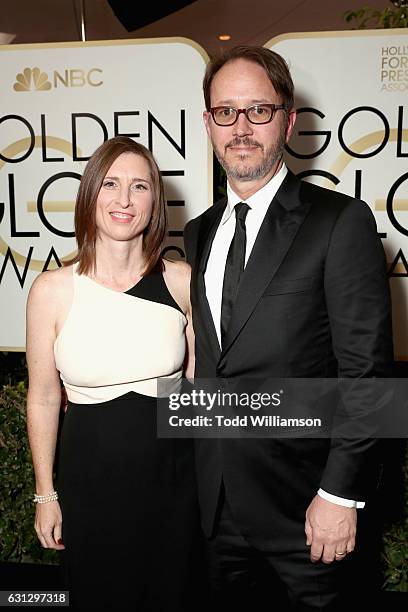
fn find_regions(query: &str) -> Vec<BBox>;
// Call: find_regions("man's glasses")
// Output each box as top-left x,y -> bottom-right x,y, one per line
209,103 -> 287,126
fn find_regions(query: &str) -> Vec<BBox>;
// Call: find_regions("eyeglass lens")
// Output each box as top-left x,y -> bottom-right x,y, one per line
213,104 -> 275,125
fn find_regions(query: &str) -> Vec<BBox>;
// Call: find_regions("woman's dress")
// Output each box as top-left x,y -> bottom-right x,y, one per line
54,264 -> 203,610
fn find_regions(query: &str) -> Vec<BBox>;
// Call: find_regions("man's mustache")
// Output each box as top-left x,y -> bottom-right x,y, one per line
225,138 -> 263,150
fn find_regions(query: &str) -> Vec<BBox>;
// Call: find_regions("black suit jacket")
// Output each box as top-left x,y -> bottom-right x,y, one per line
184,170 -> 393,548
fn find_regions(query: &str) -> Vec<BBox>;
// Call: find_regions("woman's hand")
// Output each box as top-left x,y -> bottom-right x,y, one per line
34,501 -> 65,550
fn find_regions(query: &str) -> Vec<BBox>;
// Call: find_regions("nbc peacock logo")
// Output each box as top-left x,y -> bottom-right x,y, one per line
12,66 -> 103,90
13,67 -> 51,92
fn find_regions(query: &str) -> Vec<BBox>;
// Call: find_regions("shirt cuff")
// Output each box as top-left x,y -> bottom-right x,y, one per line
318,488 -> 365,508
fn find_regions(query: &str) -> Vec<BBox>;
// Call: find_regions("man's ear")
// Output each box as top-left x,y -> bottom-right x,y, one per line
203,110 -> 211,137
285,108 -> 297,142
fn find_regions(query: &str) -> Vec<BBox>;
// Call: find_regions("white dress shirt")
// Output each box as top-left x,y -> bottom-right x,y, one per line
205,164 -> 288,345
204,163 -> 364,509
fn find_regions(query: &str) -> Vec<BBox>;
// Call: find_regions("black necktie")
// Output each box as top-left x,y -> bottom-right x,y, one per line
221,202 -> 250,346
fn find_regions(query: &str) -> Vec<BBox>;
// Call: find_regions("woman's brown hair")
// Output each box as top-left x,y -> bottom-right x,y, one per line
71,136 -> 167,276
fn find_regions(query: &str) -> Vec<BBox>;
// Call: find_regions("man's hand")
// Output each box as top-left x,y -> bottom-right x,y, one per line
305,495 -> 356,564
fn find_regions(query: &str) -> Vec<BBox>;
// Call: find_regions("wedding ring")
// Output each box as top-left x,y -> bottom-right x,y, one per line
335,551 -> 346,557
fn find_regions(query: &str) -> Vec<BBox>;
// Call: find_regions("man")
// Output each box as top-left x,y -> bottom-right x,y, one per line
183,46 -> 393,610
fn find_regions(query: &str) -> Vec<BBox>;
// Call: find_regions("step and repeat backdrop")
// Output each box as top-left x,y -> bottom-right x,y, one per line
268,29 -> 408,360
0,37 -> 211,350
0,29 -> 407,356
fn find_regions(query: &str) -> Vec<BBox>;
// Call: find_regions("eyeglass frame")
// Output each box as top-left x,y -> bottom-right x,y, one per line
209,103 -> 288,126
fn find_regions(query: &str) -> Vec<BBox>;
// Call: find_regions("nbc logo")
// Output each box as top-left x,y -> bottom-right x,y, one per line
13,66 -> 103,90
13,67 -> 51,91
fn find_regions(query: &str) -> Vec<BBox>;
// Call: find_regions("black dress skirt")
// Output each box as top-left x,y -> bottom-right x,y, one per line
57,391 -> 204,611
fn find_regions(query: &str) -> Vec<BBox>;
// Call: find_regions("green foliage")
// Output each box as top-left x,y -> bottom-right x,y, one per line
382,443 -> 408,591
0,352 -> 28,386
0,380 -> 58,565
344,1 -> 408,28
383,523 -> 408,590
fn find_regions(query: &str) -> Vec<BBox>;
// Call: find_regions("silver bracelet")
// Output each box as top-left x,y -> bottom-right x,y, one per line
33,490 -> 58,504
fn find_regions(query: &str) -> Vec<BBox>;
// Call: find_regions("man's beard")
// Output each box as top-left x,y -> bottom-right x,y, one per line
212,128 -> 286,182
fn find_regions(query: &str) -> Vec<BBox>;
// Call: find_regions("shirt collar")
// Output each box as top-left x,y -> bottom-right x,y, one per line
222,163 -> 288,225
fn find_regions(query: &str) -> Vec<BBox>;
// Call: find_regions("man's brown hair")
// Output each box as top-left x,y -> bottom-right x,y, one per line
203,45 -> 294,111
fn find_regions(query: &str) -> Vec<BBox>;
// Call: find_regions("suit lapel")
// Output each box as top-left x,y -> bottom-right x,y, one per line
196,197 -> 227,274
219,171 -> 311,363
193,197 -> 227,358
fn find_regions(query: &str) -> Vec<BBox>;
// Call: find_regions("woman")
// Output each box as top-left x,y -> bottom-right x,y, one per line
26,136 -> 202,610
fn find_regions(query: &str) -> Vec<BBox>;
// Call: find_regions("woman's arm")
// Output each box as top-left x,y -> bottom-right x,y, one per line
26,271 -> 65,550
184,288 -> 195,382
163,260 -> 195,381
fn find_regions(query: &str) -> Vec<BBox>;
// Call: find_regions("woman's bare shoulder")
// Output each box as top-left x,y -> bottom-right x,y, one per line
162,259 -> 191,284
162,259 -> 191,314
28,265 -> 73,304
